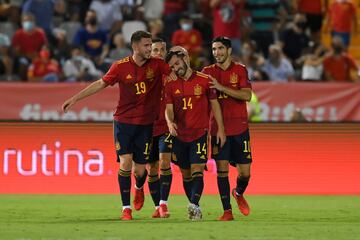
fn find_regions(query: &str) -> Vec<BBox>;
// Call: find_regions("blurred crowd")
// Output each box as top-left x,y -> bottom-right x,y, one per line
0,0 -> 360,82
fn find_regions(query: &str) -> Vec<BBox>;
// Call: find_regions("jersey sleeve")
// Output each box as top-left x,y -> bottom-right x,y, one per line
164,82 -> 173,104
239,66 -> 252,89
159,59 -> 171,76
102,62 -> 120,86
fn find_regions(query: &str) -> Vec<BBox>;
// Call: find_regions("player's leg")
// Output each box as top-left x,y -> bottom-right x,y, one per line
231,129 -> 252,216
158,133 -> 173,217
212,137 -> 233,220
147,136 -> 161,217
187,134 -> 208,220
114,121 -> 134,220
173,137 -> 193,202
147,160 -> 161,218
132,124 -> 153,211
118,154 -> 133,220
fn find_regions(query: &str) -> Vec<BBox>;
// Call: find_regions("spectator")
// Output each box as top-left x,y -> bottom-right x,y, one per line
245,0 -> 287,56
89,0 -> 123,34
301,43 -> 326,81
108,32 -> 131,61
0,33 -> 12,80
27,46 -> 61,82
323,37 -> 359,82
296,0 -> 328,41
142,0 -> 164,21
73,10 -> 109,65
59,10 -> 82,44
279,13 -> 309,65
148,18 -> 166,41
326,0 -> 357,48
171,14 -> 203,65
210,0 -> 245,55
63,45 -> 102,82
163,0 -> 188,42
22,0 -> 65,35
262,44 -> 295,82
240,40 -> 265,80
12,13 -> 48,80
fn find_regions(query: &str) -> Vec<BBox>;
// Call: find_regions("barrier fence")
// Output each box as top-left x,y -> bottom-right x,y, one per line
1,122 -> 359,194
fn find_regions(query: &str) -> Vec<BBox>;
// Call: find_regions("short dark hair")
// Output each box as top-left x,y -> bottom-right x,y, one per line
165,50 -> 185,63
212,36 -> 232,49
131,30 -> 152,44
152,38 -> 165,44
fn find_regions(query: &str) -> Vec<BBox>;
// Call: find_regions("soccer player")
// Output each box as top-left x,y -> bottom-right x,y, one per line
165,46 -> 226,220
147,38 -> 172,218
62,30 -> 169,221
202,37 -> 253,221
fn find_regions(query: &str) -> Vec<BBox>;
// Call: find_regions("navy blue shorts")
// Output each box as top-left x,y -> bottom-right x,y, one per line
113,121 -> 153,164
172,133 -> 208,169
212,129 -> 252,165
148,133 -> 173,163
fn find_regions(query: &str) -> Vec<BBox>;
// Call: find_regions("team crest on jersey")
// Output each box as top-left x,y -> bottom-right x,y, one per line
115,141 -> 121,150
126,74 -> 132,80
146,67 -> 154,81
230,73 -> 238,86
194,84 -> 202,97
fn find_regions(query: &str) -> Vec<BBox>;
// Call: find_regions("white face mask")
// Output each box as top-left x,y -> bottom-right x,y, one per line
181,23 -> 192,31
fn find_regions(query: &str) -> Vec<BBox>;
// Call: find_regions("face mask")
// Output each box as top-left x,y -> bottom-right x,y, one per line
87,18 -> 97,26
39,50 -> 50,59
296,22 -> 307,30
181,23 -> 192,31
22,21 -> 34,32
73,56 -> 83,61
332,45 -> 343,54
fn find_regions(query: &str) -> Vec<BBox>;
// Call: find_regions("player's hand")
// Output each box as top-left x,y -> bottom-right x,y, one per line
216,128 -> 226,147
62,98 -> 76,113
209,75 -> 225,92
167,122 -> 178,137
168,71 -> 177,81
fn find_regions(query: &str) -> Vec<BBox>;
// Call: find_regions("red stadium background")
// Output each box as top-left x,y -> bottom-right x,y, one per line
1,122 -> 359,195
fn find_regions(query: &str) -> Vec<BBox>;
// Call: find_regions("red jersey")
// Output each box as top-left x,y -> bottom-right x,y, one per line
164,71 -> 217,142
171,29 -> 203,55
153,75 -> 170,136
202,62 -> 251,136
323,53 -> 357,82
12,28 -> 47,56
28,58 -> 60,78
213,0 -> 244,38
298,0 -> 322,15
102,56 -> 170,125
328,1 -> 356,33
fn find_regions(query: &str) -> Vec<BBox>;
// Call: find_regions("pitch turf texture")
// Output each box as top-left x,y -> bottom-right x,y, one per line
0,195 -> 359,240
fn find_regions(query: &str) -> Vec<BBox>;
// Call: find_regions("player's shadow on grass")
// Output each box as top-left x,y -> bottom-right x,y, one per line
49,218 -> 219,224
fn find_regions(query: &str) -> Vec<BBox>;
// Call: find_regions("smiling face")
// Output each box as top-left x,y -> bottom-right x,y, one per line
212,41 -> 231,64
168,54 -> 188,78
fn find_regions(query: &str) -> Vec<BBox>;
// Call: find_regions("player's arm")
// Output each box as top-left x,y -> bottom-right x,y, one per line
210,99 -> 226,147
208,75 -> 252,101
165,103 -> 178,136
62,79 -> 108,113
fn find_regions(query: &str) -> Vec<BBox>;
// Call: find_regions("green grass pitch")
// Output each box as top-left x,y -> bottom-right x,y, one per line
0,195 -> 359,240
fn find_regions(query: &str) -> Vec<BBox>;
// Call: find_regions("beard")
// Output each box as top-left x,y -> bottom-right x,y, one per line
215,53 -> 227,64
176,63 -> 188,78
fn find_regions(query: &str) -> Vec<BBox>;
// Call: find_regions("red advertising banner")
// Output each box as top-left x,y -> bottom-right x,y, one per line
0,82 -> 360,122
1,122 -> 359,194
